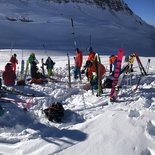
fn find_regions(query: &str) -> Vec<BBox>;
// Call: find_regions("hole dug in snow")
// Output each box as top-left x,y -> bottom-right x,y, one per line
141,148 -> 151,155
128,109 -> 140,118
146,120 -> 155,137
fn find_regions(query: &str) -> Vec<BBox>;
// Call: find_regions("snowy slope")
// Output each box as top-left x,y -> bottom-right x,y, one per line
0,0 -> 155,56
0,50 -> 155,155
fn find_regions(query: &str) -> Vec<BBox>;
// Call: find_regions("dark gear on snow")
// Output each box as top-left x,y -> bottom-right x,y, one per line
44,102 -> 64,123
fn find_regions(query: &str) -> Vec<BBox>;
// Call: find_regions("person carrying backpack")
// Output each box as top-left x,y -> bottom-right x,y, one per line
44,56 -> 55,77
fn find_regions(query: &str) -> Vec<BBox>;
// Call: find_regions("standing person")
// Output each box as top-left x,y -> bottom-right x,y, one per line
3,63 -> 16,86
74,48 -> 83,80
9,53 -> 18,73
44,56 -> 55,77
87,47 -> 95,62
109,55 -> 117,74
28,53 -> 36,64
81,47 -> 95,77
28,53 -> 39,79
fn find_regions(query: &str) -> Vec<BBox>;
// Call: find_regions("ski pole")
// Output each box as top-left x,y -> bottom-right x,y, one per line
71,18 -> 77,48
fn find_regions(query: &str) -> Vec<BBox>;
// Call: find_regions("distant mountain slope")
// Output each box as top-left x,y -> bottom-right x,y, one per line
0,0 -> 155,56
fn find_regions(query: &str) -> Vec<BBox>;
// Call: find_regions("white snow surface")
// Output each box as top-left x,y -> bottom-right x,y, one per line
0,49 -> 155,155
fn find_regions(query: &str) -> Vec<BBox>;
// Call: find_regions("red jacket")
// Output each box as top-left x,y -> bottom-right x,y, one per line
10,56 -> 18,64
75,51 -> 83,68
3,63 -> 16,86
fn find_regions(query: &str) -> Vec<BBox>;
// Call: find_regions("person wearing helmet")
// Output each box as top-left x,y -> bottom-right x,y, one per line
81,47 -> 96,77
87,47 -> 95,62
9,53 -> 18,73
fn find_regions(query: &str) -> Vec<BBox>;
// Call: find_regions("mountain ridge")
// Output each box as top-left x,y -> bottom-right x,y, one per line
0,0 -> 155,56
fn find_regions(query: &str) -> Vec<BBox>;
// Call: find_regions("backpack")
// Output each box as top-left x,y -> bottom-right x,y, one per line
44,102 -> 64,123
103,78 -> 113,88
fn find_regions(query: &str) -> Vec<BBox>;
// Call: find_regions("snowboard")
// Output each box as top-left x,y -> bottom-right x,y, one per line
110,48 -> 124,102
117,55 -> 129,87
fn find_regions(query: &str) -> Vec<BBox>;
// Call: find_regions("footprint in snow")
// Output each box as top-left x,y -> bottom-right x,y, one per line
128,109 -> 140,118
146,120 -> 155,138
141,148 -> 151,155
143,101 -> 152,108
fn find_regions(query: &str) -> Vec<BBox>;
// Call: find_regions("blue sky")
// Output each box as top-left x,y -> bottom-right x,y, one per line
124,0 -> 155,26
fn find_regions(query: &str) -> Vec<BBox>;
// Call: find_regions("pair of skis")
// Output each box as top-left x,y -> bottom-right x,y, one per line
1,86 -> 44,97
110,49 -> 150,102
134,56 -> 150,91
110,48 -> 124,102
95,53 -> 102,96
0,97 -> 33,112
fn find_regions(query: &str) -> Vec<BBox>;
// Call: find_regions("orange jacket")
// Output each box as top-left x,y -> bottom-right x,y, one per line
87,52 -> 95,62
87,62 -> 106,79
10,56 -> 18,64
109,55 -> 117,65
75,51 -> 83,68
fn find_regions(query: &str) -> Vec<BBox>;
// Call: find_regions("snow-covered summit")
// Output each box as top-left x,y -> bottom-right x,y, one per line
0,0 -> 155,56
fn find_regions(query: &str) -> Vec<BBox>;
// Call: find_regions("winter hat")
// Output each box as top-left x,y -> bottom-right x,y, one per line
76,48 -> 79,52
88,47 -> 93,52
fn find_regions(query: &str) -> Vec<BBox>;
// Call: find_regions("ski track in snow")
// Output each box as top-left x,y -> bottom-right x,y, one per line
0,50 -> 155,155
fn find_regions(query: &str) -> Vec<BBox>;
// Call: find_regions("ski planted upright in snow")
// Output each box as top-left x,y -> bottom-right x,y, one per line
110,48 -> 124,102
67,53 -> 71,88
41,58 -> 45,77
19,51 -> 25,81
71,18 -> 77,48
117,55 -> 129,87
135,52 -> 147,76
134,58 -> 151,91
24,59 -> 29,80
95,53 -> 102,96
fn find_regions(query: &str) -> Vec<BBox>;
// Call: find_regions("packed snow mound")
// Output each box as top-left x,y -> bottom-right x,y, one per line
0,0 -> 155,56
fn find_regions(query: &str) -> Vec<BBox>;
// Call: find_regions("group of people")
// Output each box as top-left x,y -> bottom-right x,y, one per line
2,53 -> 55,86
2,49 -> 118,89
73,47 -> 106,90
